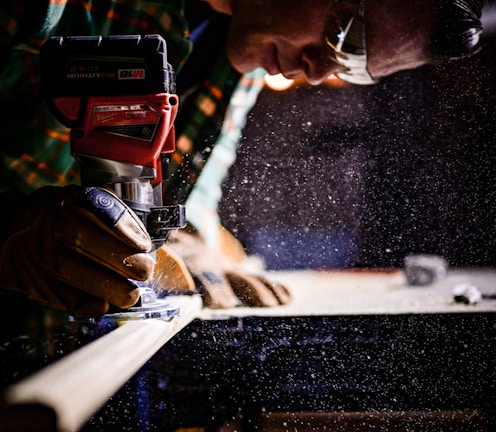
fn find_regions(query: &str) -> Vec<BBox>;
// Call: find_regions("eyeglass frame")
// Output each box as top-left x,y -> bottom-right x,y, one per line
323,0 -> 377,85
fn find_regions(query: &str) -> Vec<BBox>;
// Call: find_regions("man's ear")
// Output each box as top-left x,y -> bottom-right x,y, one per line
203,0 -> 232,15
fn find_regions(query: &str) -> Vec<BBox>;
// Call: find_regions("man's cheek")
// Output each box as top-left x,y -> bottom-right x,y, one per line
226,32 -> 259,73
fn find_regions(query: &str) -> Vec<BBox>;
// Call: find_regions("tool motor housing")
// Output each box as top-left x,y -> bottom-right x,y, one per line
40,34 -> 177,183
40,34 -> 185,244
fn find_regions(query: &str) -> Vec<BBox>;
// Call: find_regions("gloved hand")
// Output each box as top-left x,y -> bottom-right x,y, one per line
152,224 -> 291,309
0,185 -> 154,318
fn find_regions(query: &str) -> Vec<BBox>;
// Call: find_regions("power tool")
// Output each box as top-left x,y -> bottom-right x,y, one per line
40,34 -> 185,321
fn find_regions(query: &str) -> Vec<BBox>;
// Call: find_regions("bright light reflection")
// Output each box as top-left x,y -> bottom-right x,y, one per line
264,73 -> 347,91
264,73 -> 294,91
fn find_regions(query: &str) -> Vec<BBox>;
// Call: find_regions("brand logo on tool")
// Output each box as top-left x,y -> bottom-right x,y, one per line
118,69 -> 145,80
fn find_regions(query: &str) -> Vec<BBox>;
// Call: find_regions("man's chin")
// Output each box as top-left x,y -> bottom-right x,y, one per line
367,57 -> 429,80
226,48 -> 258,74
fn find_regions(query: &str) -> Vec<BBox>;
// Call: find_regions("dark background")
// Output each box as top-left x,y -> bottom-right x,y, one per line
219,15 -> 496,270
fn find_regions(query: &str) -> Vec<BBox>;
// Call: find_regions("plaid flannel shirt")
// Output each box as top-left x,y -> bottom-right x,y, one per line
0,0 -> 265,239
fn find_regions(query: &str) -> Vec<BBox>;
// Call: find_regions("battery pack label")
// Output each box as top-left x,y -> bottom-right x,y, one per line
91,104 -> 159,142
118,69 -> 146,80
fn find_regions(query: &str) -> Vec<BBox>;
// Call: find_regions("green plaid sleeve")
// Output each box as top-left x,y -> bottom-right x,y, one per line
0,0 -> 191,194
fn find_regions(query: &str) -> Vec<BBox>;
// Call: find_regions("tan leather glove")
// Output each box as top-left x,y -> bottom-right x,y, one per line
0,185 -> 154,318
152,224 -> 291,309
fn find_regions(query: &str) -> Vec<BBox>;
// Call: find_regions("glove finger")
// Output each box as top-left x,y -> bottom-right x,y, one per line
252,274 -> 292,305
218,224 -> 247,262
194,270 -> 240,309
224,272 -> 280,307
56,205 -> 154,281
64,187 -> 151,252
44,241 -> 141,310
153,245 -> 196,293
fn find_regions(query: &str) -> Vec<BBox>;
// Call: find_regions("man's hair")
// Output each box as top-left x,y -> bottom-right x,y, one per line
429,0 -> 486,61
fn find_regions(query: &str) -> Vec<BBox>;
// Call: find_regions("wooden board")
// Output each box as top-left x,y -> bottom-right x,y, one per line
2,294 -> 203,432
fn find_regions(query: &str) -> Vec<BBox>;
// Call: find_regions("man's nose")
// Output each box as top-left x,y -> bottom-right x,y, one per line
301,48 -> 347,85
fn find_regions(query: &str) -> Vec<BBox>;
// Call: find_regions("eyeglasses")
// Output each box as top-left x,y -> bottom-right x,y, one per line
324,0 -> 376,85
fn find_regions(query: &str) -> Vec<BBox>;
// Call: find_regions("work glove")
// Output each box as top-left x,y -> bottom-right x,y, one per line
0,185 -> 154,318
152,224 -> 291,309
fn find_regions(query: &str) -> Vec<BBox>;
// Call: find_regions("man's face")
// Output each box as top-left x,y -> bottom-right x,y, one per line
225,0 -> 346,85
222,0 -> 440,85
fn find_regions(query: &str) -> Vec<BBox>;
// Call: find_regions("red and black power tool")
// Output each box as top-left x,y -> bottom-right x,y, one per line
40,34 -> 185,247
